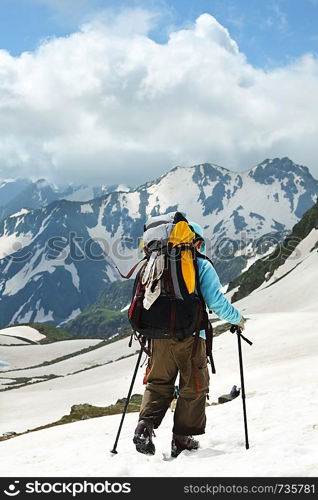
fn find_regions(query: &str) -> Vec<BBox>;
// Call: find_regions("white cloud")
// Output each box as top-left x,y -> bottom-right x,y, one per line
268,3 -> 289,31
0,10 -> 317,185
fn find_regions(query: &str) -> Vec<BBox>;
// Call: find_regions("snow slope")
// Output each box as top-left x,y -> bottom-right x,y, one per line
0,326 -> 45,342
0,339 -> 102,370
0,336 -> 28,345
2,337 -> 137,379
1,228 -> 318,476
0,353 -> 144,433
1,311 -> 317,477
0,337 -> 143,432
238,252 -> 318,315
235,230 -> 318,315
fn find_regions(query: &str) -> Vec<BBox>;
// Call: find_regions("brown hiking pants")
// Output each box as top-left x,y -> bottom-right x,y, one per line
139,336 -> 210,435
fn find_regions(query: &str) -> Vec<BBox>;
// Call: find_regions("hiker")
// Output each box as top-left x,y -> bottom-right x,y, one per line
131,214 -> 246,457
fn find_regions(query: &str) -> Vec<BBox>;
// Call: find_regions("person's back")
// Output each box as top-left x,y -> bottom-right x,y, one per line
133,218 -> 246,457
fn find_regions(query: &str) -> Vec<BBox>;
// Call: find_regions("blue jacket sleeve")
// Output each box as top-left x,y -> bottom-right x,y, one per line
197,258 -> 241,324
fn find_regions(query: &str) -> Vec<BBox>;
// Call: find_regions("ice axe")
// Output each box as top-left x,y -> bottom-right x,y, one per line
230,324 -> 253,450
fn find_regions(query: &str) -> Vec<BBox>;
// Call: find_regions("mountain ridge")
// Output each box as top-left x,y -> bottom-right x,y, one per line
0,156 -> 317,327
228,197 -> 318,303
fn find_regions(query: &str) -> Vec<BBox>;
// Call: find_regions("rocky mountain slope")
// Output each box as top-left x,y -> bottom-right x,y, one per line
227,198 -> 318,303
0,178 -> 129,219
65,279 -> 134,338
0,157 -> 317,327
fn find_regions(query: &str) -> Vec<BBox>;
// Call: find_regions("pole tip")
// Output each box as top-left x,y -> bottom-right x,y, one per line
110,449 -> 118,455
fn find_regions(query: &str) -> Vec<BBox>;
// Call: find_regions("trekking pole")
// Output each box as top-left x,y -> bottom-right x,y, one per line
110,337 -> 145,454
230,324 -> 253,450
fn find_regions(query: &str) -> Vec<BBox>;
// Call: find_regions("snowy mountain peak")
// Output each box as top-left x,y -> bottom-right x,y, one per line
249,157 -> 312,181
0,157 -> 318,328
0,178 -> 130,219
34,178 -> 57,191
247,157 -> 318,218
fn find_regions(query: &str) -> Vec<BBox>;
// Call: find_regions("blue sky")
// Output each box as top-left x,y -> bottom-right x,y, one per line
0,0 -> 317,68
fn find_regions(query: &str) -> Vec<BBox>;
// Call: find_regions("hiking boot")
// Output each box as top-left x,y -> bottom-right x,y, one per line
133,419 -> 155,455
171,434 -> 199,458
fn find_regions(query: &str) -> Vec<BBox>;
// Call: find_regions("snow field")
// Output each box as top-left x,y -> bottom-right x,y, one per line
0,335 -> 28,345
237,251 -> 318,314
1,339 -> 102,370
0,353 -> 145,434
2,336 -> 136,379
1,310 -> 318,476
1,380 -> 317,477
1,225 -> 318,476
0,326 -> 45,342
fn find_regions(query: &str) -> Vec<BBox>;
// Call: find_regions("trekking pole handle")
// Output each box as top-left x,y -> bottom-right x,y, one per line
230,325 -> 253,346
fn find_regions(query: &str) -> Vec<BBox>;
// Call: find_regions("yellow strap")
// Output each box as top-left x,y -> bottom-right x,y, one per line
168,221 -> 196,294
181,249 -> 196,293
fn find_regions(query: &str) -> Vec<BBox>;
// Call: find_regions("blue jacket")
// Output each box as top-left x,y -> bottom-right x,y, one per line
188,220 -> 241,335
196,256 -> 241,339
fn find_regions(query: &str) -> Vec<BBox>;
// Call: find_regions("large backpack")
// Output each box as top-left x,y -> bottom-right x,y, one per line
123,211 -> 215,373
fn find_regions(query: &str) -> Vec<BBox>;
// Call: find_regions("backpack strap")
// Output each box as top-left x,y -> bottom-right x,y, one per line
136,333 -> 151,356
165,244 -> 177,338
205,321 -> 216,374
115,256 -> 147,279
191,299 -> 204,392
128,266 -> 146,325
168,301 -> 177,338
